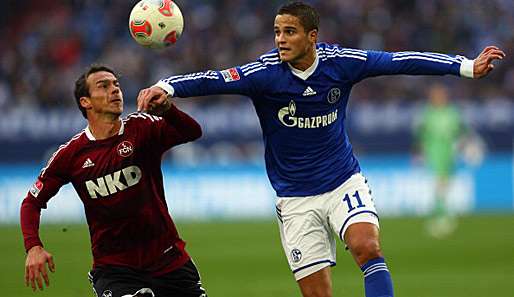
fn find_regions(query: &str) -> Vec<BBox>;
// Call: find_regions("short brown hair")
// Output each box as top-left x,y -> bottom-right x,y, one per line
277,1 -> 320,33
74,64 -> 117,119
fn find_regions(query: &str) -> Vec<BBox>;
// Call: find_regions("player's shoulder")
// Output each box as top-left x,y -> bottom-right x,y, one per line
40,130 -> 86,176
239,48 -> 283,77
123,112 -> 163,126
316,42 -> 368,63
56,130 -> 87,154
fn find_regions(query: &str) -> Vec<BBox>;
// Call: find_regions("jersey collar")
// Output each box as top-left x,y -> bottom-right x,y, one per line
288,52 -> 319,81
85,120 -> 125,141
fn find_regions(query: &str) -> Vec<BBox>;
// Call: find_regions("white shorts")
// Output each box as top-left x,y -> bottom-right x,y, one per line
275,173 -> 379,280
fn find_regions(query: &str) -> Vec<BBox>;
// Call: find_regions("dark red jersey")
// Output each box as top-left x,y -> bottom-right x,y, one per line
20,105 -> 202,276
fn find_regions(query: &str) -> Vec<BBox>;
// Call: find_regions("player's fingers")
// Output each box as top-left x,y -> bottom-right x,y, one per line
35,265 -> 45,290
25,265 -> 30,287
137,89 -> 149,111
28,268 -> 37,291
47,254 -> 55,273
143,90 -> 160,112
41,264 -> 50,287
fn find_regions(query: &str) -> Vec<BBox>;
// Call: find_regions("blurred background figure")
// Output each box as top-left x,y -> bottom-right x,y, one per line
413,84 -> 467,238
1,1 -> 514,296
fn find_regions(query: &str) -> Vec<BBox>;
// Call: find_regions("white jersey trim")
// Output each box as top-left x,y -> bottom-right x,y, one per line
288,53 -> 319,81
40,131 -> 85,178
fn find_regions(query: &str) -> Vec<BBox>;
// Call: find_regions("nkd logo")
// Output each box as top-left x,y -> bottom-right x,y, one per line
85,166 -> 142,199
278,100 -> 338,129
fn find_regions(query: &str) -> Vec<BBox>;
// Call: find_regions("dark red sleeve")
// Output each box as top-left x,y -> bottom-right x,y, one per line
20,196 -> 44,252
20,149 -> 69,252
157,103 -> 202,151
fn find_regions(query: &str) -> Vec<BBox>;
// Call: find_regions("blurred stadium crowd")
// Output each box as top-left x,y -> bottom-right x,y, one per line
1,0 -> 514,163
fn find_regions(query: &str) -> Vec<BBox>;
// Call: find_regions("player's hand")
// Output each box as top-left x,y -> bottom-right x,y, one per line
473,46 -> 506,79
25,245 -> 55,291
137,86 -> 169,114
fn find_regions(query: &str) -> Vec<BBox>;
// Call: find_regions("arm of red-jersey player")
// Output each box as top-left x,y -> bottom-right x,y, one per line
20,152 -> 69,291
144,95 -> 202,152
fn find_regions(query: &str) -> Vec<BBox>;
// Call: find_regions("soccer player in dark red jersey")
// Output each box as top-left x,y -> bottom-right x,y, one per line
20,65 -> 206,297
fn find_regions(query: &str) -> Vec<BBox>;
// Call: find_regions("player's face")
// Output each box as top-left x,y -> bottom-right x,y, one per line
274,14 -> 317,68
84,71 -> 124,117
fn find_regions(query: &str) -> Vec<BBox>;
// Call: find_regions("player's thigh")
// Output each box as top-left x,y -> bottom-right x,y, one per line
327,173 -> 380,243
276,197 -> 336,281
152,260 -> 207,297
89,266 -> 154,297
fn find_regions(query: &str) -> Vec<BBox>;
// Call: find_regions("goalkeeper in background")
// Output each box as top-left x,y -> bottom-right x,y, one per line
414,83 -> 467,238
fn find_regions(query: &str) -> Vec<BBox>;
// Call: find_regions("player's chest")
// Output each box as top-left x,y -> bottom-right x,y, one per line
70,137 -> 146,186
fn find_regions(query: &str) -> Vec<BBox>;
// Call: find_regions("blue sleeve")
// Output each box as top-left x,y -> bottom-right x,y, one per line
350,50 -> 465,83
158,66 -> 262,98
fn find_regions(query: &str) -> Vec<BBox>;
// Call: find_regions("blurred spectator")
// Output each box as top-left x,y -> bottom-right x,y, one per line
2,0 -> 513,163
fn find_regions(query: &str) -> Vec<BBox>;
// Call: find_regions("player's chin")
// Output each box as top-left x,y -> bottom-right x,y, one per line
279,53 -> 292,62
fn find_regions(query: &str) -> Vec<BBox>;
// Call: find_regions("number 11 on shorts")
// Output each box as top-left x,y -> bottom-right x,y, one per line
342,191 -> 365,212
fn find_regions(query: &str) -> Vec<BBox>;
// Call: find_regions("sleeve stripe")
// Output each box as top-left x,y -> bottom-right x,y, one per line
125,113 -> 163,122
165,72 -> 219,84
40,131 -> 84,178
241,60 -> 281,76
392,55 -> 454,64
321,48 -> 368,57
393,52 -> 461,63
243,66 -> 267,76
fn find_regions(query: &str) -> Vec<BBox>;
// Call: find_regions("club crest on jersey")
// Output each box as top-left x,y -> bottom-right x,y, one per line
327,88 -> 341,104
221,68 -> 240,82
291,248 -> 302,263
29,179 -> 44,198
278,100 -> 338,129
101,290 -> 112,297
117,141 -> 134,157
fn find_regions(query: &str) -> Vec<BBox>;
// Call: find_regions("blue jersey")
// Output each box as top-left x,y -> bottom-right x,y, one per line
157,43 -> 468,197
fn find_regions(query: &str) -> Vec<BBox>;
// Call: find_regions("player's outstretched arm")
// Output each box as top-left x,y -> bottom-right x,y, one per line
25,245 -> 55,291
473,46 -> 506,79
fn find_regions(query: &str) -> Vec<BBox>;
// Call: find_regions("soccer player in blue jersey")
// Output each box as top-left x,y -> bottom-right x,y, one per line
137,2 -> 505,297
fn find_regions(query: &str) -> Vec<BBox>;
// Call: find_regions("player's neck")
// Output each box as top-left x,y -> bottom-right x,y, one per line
87,115 -> 122,140
289,47 -> 316,71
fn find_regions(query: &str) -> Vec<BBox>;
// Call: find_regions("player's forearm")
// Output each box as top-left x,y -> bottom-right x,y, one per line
20,196 -> 44,252
162,103 -> 202,141
367,51 -> 474,78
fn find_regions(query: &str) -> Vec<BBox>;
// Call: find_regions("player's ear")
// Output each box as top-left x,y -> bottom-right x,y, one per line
80,96 -> 92,110
308,29 -> 318,43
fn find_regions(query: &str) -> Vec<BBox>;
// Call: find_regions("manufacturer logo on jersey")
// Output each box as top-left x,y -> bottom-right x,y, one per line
291,248 -> 302,263
327,88 -> 341,104
221,67 -> 241,82
101,290 -> 112,297
82,158 -> 95,168
85,165 -> 142,199
29,179 -> 44,198
117,141 -> 134,158
302,86 -> 317,96
278,100 -> 338,129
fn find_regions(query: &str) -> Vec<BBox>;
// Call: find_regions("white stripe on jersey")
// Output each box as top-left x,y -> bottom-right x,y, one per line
318,47 -> 368,61
393,52 -> 461,64
241,58 -> 281,76
40,131 -> 85,178
321,47 -> 367,56
165,71 -> 219,84
392,55 -> 454,64
243,66 -> 268,76
125,112 -> 162,123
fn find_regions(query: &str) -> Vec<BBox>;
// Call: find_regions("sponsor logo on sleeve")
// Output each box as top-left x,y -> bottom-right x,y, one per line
221,67 -> 241,82
29,179 -> 44,198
